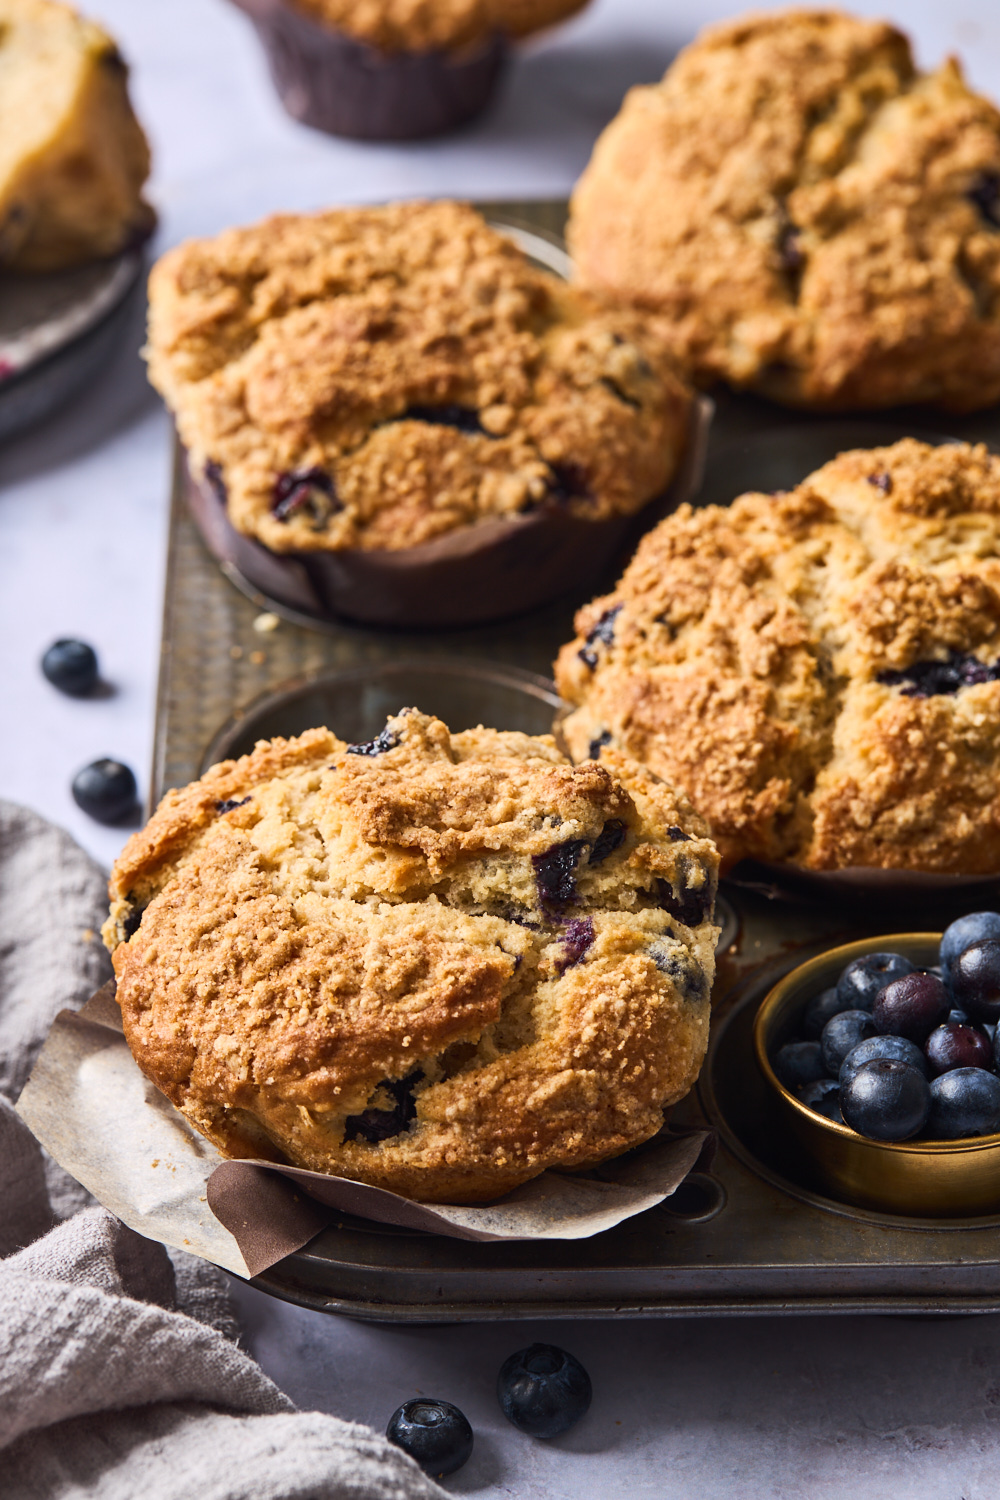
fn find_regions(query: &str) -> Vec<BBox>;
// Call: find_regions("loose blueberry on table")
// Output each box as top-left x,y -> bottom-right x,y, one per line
497,1343 -> 592,1439
772,913 -> 1000,1144
41,638 -> 99,696
385,1398 -> 473,1478
71,759 -> 137,824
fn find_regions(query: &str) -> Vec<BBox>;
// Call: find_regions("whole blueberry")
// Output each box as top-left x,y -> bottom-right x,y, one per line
925,1023 -> 994,1077
773,1040 -> 826,1090
873,972 -> 949,1044
386,1399 -> 473,1478
71,759 -> 137,824
802,987 -> 849,1040
797,1077 -> 843,1122
840,1059 -> 930,1142
839,1034 -> 928,1089
836,952 -> 914,1012
948,1008 -> 971,1026
821,1010 -> 876,1076
497,1343 -> 592,1439
940,912 -> 1000,977
950,940 -> 1000,1026
41,639 -> 99,696
927,1068 -> 1000,1140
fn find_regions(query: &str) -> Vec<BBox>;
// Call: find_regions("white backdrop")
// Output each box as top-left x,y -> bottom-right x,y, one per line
4,3 -> 1000,1494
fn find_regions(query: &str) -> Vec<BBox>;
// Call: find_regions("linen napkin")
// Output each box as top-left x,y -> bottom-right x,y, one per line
0,800 -> 444,1500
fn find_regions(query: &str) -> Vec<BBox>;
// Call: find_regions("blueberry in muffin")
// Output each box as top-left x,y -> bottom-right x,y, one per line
0,0 -> 153,271
556,439 -> 1000,874
569,8 -> 1000,411
102,710 -> 718,1203
147,200 -> 692,561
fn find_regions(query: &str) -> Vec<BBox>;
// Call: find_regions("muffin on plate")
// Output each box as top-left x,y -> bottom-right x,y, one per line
556,439 -> 1000,875
228,0 -> 590,141
147,199 -> 694,626
102,709 -> 718,1204
0,0 -> 153,272
569,8 -> 1000,411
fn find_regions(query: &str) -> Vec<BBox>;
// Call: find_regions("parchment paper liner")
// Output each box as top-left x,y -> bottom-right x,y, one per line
15,982 -> 710,1280
227,0 -> 507,141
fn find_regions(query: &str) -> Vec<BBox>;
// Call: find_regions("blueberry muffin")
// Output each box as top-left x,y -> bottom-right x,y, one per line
569,9 -> 1000,412
147,200 -> 692,558
228,0 -> 589,140
0,0 -> 153,272
556,439 -> 1000,875
102,710 -> 718,1204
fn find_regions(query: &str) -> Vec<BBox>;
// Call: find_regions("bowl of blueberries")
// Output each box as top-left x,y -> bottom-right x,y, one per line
754,913 -> 1000,1216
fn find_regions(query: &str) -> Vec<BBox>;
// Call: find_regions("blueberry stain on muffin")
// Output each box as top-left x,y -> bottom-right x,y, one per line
272,467 -> 340,527
968,171 -> 1000,229
879,652 -> 1000,698
347,724 -> 404,757
215,795 -> 251,814
345,1070 -> 423,1144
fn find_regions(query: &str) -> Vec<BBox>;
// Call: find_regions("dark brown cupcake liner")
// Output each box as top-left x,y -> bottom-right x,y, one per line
228,0 -> 506,140
183,395 -> 712,631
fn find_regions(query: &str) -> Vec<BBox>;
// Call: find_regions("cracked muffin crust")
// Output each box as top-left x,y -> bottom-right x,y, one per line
0,0 -> 153,272
146,200 -> 692,555
569,9 -> 1000,411
556,439 -> 1000,875
102,710 -> 718,1203
288,0 -> 589,52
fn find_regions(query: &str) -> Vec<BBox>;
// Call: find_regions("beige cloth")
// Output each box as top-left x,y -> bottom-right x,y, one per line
0,801 -> 443,1500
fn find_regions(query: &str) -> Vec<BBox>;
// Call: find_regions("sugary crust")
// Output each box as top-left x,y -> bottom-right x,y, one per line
555,439 -> 1000,873
146,200 -> 691,554
288,0 -> 588,52
0,0 -> 153,271
105,712 -> 718,1203
569,8 -> 1000,412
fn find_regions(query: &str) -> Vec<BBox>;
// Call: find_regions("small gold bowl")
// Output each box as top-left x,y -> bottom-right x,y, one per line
753,933 -> 1000,1218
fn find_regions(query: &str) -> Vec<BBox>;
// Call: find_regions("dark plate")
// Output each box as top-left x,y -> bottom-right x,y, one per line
0,251 -> 143,442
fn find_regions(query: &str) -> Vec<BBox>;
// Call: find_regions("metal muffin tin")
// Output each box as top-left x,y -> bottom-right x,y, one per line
152,198 -> 1000,1321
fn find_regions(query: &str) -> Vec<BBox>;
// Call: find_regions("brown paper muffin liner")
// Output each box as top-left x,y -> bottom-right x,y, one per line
227,0 -> 507,140
184,394 -> 712,630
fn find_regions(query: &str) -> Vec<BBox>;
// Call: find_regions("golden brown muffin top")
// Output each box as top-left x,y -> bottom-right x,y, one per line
147,200 -> 691,554
288,0 -> 588,52
556,439 -> 1000,874
569,8 -> 1000,412
104,711 -> 718,1202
